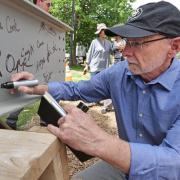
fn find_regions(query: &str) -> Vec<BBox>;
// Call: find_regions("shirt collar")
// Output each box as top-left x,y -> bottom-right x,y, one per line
126,57 -> 180,91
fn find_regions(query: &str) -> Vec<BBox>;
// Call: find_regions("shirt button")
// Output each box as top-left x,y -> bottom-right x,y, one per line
139,133 -> 143,137
139,113 -> 143,117
142,90 -> 146,94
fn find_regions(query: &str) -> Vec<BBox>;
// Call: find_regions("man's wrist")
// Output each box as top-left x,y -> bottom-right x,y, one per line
94,135 -> 131,173
93,133 -> 113,158
35,84 -> 48,95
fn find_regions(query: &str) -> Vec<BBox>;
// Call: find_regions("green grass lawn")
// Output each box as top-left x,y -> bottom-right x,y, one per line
0,101 -> 40,129
71,65 -> 90,82
17,101 -> 40,128
177,52 -> 180,59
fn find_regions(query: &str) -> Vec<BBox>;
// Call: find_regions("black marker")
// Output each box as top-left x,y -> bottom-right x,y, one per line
1,80 -> 39,89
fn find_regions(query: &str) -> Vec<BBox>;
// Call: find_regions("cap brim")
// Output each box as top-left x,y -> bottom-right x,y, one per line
105,24 -> 156,38
95,30 -> 101,34
95,28 -> 107,35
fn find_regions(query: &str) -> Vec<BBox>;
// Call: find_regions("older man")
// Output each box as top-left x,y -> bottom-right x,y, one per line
10,1 -> 180,180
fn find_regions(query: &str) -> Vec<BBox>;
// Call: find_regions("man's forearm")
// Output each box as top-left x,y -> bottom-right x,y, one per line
94,135 -> 131,173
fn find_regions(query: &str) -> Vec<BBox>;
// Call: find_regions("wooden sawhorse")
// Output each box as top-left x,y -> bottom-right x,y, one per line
0,128 -> 69,180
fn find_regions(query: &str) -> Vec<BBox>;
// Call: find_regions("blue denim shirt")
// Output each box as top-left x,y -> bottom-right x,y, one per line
48,58 -> 180,180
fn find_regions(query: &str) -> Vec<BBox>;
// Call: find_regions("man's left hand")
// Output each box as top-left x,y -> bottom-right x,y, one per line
47,104 -> 109,157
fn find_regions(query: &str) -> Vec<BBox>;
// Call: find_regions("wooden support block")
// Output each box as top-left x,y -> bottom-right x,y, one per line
28,126 -> 50,133
39,151 -> 69,180
0,129 -> 69,180
29,126 -> 69,180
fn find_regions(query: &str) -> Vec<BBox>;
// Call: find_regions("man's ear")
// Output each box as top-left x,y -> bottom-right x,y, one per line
171,37 -> 180,53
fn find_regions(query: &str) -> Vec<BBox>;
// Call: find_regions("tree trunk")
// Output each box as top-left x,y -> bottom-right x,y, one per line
69,0 -> 76,66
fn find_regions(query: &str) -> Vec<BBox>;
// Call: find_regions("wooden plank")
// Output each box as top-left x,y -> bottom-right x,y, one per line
39,150 -> 69,180
28,126 -> 50,133
0,129 -> 69,180
29,126 -> 69,180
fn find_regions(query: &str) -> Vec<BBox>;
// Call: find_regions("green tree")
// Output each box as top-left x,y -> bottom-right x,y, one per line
50,0 -> 135,65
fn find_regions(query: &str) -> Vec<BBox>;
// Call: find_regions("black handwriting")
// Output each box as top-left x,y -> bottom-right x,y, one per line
6,54 -> 32,73
43,72 -> 52,83
6,16 -> 20,33
6,45 -> 34,73
21,45 -> 34,61
47,41 -> 58,62
0,22 -> 3,30
36,57 -> 46,72
39,22 -> 56,37
37,40 -> 45,49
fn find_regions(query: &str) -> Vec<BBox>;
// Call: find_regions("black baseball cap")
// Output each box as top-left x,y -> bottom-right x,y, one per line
105,1 -> 180,38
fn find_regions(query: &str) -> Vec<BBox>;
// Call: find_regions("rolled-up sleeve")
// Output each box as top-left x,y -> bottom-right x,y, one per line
86,41 -> 94,65
48,69 -> 111,102
129,118 -> 180,180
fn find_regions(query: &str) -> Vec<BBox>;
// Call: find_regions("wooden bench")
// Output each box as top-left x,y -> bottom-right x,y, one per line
0,128 -> 69,180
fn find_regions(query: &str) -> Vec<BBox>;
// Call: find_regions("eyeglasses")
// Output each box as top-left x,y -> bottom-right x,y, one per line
124,37 -> 171,49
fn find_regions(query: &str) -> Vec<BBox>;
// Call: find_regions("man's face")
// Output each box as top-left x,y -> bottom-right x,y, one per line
99,30 -> 106,38
37,0 -> 51,12
122,35 -> 172,80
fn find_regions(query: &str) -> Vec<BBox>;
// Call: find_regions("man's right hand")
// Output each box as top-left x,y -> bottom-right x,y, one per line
10,71 -> 48,95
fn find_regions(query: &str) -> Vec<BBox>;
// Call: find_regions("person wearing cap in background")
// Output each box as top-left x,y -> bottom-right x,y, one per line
8,1 -> 180,179
84,23 -> 112,77
83,23 -> 112,77
83,23 -> 113,113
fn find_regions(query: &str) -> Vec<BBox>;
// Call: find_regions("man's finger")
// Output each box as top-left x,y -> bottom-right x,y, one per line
63,104 -> 78,113
11,71 -> 34,81
47,124 -> 61,137
57,117 -> 65,126
18,86 -> 34,94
